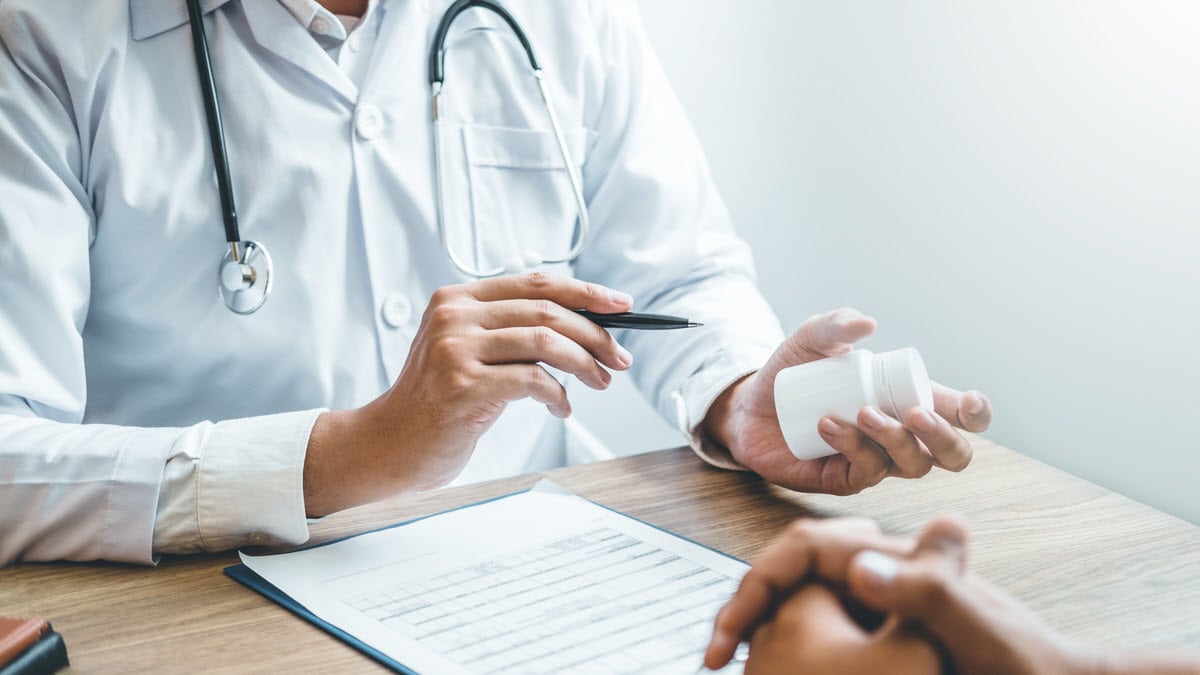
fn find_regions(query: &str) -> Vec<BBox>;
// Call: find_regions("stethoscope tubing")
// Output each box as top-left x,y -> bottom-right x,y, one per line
185,0 -> 243,263
428,1 -> 590,278
429,0 -> 539,85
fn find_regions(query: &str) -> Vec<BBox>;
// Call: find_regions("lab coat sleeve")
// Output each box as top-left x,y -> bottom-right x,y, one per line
575,0 -> 786,465
0,15 -> 311,565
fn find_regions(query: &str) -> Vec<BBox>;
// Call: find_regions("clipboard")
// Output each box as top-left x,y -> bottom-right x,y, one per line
225,482 -> 748,674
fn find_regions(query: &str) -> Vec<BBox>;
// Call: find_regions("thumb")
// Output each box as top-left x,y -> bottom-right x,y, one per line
846,517 -> 969,632
765,308 -> 877,376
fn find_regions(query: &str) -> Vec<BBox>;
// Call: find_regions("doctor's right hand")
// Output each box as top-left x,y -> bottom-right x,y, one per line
302,273 -> 634,516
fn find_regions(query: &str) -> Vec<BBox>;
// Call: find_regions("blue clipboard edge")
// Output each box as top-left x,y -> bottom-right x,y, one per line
223,482 -> 749,674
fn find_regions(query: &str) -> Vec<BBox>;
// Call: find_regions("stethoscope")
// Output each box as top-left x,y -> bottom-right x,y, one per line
185,0 -> 589,315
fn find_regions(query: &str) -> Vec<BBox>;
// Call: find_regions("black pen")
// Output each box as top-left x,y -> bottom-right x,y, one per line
574,310 -> 702,330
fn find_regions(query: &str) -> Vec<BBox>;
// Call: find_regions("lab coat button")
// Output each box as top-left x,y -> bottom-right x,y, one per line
355,105 -> 384,140
381,294 -> 412,328
310,17 -> 332,36
347,31 -> 363,52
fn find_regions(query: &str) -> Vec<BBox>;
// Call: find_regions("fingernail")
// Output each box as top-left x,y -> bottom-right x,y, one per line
617,346 -> 633,367
861,407 -> 886,429
819,417 -> 841,435
610,290 -> 633,306
856,550 -> 899,586
965,394 -> 984,416
911,408 -> 936,433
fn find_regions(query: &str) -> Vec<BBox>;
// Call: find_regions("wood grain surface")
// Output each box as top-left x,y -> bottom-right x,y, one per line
2,435 -> 1198,673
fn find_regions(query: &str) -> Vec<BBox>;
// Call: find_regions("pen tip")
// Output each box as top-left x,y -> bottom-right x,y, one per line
689,322 -> 704,327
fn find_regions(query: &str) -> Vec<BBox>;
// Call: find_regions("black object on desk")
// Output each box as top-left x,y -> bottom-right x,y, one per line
574,310 -> 702,330
0,617 -> 69,675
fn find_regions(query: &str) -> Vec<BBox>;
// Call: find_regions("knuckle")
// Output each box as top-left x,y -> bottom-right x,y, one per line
786,519 -> 818,541
578,281 -> 601,303
828,481 -> 860,497
429,335 -> 462,361
429,285 -> 459,306
443,369 -> 474,396
531,326 -> 557,353
594,324 -> 616,348
533,299 -> 557,325
427,303 -> 461,328
527,365 -> 552,388
524,271 -> 552,290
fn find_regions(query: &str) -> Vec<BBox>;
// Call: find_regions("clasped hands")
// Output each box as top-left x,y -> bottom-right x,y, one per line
703,516 -> 1095,675
304,274 -> 991,515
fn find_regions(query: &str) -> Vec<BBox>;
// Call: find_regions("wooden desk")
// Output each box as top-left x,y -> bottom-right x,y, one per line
2,436 -> 1198,672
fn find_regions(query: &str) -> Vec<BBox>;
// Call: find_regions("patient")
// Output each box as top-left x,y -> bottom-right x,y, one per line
705,517 -> 1200,674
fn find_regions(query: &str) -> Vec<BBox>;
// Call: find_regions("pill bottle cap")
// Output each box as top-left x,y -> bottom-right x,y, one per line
876,348 -> 935,419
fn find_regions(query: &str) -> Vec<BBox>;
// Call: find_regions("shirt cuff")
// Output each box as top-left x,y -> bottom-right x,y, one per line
195,409 -> 322,552
102,426 -> 185,564
672,346 -> 774,471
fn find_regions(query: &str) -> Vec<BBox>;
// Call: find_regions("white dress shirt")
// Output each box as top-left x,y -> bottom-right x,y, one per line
0,0 -> 784,565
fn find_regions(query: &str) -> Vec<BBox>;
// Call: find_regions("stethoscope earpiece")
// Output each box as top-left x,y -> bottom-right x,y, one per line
219,241 -> 273,315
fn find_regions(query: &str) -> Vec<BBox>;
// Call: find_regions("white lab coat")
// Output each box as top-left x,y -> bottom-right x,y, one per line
0,0 -> 784,565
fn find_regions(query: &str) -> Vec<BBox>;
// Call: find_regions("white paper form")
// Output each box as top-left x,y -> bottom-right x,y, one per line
240,482 -> 749,675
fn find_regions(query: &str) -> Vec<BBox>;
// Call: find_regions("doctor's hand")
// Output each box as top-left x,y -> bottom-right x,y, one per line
303,273 -> 634,516
703,308 -> 992,496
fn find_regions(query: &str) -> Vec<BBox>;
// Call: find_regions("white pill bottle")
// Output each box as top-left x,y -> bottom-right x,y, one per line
774,348 -> 934,461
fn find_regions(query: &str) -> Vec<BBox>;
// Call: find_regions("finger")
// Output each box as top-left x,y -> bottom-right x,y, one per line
817,418 -> 891,494
904,407 -> 973,472
465,272 -> 633,312
847,516 -> 971,634
705,517 -> 910,669
857,407 -> 935,479
762,582 -> 865,641
931,382 -> 992,433
796,308 -> 877,358
760,309 -> 877,378
477,363 -> 572,418
742,584 -> 868,675
477,327 -> 612,390
474,299 -> 632,371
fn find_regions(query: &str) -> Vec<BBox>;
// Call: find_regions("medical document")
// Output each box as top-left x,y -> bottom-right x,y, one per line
239,482 -> 749,674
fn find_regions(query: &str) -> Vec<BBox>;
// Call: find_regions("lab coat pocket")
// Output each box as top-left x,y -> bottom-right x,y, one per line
456,124 -> 591,274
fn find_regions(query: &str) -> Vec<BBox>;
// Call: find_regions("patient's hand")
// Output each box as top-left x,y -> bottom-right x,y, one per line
740,580 -> 940,675
706,517 -> 1200,675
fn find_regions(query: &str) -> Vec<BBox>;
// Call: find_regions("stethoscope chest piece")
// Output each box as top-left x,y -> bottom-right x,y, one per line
219,241 -> 273,315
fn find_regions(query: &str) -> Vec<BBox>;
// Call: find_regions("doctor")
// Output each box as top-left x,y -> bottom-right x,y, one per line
0,0 -> 991,565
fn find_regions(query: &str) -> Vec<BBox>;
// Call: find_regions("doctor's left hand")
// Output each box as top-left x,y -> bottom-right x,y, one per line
702,308 -> 992,496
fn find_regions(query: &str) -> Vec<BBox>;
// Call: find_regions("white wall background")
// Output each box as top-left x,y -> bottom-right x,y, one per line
572,1 -> 1200,525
